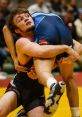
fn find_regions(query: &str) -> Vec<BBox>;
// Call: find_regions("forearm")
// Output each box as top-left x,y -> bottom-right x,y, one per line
16,38 -> 79,60
20,38 -> 68,58
23,44 -> 68,58
35,44 -> 79,60
3,25 -> 17,62
31,44 -> 79,60
73,40 -> 82,55
40,45 -> 68,58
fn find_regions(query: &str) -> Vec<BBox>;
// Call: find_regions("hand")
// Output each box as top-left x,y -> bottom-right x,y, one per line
66,46 -> 80,61
57,57 -> 73,65
27,66 -> 38,80
14,59 -> 28,72
16,65 -> 29,72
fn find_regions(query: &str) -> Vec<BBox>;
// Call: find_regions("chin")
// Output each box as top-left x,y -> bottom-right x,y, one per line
26,25 -> 34,31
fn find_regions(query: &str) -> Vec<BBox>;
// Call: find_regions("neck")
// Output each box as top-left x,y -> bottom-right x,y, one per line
21,31 -> 34,41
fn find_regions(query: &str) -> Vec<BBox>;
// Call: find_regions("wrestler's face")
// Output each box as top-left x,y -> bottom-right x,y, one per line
13,13 -> 34,32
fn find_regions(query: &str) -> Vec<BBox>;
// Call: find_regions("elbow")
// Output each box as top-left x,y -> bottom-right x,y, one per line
2,25 -> 7,32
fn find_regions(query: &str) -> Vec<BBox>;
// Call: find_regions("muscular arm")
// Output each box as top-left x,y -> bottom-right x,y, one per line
16,37 -> 80,60
3,25 -> 31,72
3,25 -> 17,64
3,25 -> 80,61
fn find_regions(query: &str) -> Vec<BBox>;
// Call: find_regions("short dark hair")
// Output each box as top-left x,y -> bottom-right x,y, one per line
6,7 -> 31,32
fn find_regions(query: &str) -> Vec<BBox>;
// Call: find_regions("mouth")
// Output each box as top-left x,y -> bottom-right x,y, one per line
26,21 -> 31,25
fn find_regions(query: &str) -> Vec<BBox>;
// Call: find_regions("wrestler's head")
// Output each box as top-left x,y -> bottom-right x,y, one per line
7,8 -> 34,33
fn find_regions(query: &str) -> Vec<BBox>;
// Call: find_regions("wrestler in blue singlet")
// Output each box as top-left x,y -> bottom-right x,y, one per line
32,12 -> 73,46
32,12 -> 73,59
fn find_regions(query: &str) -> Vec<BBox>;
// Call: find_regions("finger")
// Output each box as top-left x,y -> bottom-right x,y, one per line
16,66 -> 28,72
17,69 -> 27,72
29,70 -> 34,76
17,66 -> 28,70
27,72 -> 34,78
31,71 -> 36,76
28,74 -> 36,80
30,69 -> 36,75
27,72 -> 32,76
71,49 -> 80,60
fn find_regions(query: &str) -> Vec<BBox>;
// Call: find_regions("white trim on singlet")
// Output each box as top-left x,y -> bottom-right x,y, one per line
34,16 -> 45,30
32,12 -> 63,22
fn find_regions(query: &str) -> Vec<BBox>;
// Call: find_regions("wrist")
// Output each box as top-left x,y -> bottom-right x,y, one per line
63,45 -> 69,51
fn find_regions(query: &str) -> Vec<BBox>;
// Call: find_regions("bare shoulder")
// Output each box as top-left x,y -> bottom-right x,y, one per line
16,37 -> 30,45
16,37 -> 31,50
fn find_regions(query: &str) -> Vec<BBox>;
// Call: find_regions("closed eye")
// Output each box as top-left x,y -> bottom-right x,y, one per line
16,16 -> 23,23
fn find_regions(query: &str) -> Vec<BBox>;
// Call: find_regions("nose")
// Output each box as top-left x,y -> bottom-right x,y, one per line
23,15 -> 28,22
